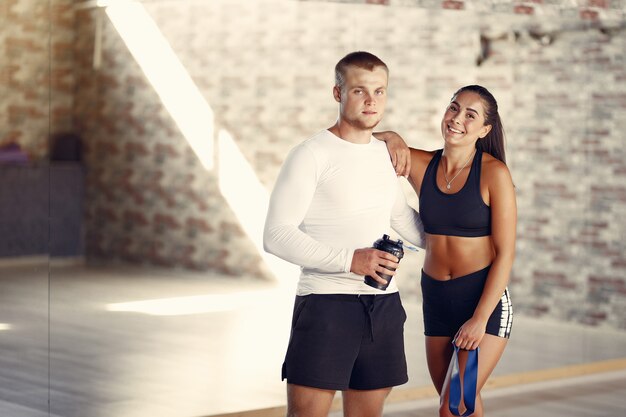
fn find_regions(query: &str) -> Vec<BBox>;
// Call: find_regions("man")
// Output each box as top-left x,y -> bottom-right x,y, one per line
263,51 -> 424,417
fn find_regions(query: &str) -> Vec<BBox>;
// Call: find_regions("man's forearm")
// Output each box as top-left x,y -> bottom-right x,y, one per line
263,223 -> 353,273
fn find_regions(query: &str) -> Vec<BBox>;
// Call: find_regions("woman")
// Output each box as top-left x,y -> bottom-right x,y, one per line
378,85 -> 516,416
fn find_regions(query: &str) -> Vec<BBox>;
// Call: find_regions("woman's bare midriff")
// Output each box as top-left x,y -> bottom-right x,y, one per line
423,234 -> 494,280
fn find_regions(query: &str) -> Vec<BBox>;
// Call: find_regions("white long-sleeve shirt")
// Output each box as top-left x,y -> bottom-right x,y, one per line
264,129 -> 424,295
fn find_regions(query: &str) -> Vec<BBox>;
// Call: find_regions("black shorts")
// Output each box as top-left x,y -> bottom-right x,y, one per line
282,292 -> 408,391
421,265 -> 513,339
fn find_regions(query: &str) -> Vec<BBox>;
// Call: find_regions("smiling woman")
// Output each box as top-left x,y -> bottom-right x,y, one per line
378,85 -> 516,417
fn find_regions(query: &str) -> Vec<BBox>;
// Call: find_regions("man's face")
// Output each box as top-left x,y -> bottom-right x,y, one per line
334,65 -> 388,131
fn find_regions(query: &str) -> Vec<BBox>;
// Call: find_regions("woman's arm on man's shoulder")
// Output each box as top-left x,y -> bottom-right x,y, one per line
373,131 -> 412,177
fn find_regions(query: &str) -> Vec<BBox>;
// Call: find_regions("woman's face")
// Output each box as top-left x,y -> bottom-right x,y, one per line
441,90 -> 492,146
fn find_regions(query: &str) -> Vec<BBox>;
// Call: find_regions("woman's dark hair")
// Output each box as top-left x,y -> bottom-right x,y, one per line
452,85 -> 507,165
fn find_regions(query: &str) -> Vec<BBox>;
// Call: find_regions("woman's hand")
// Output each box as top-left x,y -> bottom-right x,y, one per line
373,131 -> 411,177
454,316 -> 487,350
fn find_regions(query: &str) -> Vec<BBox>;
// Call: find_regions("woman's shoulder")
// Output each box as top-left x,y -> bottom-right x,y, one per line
410,148 -> 438,164
481,152 -> 513,187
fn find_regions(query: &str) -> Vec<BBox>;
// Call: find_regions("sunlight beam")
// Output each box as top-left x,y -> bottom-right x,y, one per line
106,289 -> 287,316
103,2 -> 298,288
105,2 -> 214,169
218,129 -> 299,289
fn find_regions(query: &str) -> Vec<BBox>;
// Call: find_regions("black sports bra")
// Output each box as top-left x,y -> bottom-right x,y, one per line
418,149 -> 491,237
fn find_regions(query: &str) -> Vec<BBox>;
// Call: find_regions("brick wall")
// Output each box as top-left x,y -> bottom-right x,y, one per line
4,0 -> 625,328
0,0 -> 75,159
73,8 -> 268,277
508,26 -> 626,328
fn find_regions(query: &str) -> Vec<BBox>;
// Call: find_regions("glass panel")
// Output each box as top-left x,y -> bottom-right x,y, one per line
0,1 -> 52,416
48,0 -> 89,416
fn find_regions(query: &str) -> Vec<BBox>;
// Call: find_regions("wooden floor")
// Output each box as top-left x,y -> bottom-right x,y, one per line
1,261 -> 626,417
377,370 -> 626,417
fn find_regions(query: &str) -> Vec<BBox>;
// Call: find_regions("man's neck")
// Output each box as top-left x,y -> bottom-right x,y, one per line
328,121 -> 372,144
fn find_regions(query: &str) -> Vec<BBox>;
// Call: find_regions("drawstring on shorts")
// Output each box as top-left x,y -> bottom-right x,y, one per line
358,294 -> 376,342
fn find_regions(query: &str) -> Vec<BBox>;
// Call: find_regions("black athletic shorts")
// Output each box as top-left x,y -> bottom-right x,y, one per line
282,292 -> 408,391
421,265 -> 513,339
